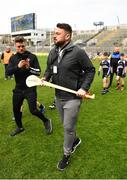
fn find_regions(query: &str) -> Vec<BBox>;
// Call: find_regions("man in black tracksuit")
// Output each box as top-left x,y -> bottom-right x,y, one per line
44,23 -> 95,170
7,36 -> 52,136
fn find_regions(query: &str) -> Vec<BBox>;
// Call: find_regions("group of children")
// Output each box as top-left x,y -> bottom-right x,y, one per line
98,52 -> 127,94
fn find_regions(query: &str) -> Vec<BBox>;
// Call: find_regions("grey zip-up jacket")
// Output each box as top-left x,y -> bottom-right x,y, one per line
44,42 -> 95,99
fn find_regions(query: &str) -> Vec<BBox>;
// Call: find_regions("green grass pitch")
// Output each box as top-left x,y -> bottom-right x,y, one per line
0,56 -> 127,178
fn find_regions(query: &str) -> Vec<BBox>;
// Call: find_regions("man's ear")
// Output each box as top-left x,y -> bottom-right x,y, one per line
66,33 -> 70,40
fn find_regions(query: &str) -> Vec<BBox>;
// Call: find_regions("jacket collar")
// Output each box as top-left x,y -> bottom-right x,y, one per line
54,41 -> 75,53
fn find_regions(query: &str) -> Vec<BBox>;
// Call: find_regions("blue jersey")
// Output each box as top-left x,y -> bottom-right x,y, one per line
110,52 -> 120,67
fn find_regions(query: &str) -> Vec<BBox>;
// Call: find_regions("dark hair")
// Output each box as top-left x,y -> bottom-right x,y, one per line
56,23 -> 72,35
103,52 -> 109,56
15,36 -> 26,43
120,53 -> 124,57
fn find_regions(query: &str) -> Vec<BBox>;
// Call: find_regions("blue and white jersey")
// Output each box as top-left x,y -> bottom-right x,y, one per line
117,60 -> 126,71
100,59 -> 110,76
117,60 -> 126,76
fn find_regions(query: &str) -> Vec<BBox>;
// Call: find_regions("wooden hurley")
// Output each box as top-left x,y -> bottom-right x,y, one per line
26,75 -> 95,99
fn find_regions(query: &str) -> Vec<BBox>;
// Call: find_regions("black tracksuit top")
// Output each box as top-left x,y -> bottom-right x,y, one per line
7,51 -> 41,90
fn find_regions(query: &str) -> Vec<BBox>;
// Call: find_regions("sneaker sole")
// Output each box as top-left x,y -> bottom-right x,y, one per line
49,106 -> 56,109
10,128 -> 24,136
71,139 -> 82,154
57,162 -> 69,171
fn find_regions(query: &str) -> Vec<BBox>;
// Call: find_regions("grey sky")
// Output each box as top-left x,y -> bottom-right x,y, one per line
0,0 -> 126,33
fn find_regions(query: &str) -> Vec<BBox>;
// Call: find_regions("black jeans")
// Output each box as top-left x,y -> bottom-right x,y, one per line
13,88 -> 48,128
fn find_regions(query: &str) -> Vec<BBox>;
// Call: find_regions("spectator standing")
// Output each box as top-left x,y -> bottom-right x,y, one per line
1,46 -> 14,80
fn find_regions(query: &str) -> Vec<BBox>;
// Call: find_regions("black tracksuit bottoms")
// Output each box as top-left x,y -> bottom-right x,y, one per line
12,88 -> 48,128
109,68 -> 117,87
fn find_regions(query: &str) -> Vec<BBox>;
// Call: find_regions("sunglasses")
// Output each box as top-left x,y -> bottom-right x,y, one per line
17,45 -> 25,48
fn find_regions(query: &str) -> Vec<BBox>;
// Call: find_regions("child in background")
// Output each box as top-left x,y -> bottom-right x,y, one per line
116,53 -> 127,91
98,52 -> 110,94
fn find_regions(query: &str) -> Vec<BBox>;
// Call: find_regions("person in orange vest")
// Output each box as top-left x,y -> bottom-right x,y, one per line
1,46 -> 14,80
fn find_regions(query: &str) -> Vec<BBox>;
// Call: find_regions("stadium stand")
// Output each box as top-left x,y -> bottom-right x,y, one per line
1,24 -> 127,56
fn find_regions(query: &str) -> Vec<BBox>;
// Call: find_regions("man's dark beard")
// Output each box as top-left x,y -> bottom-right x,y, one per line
54,40 -> 66,47
54,41 -> 70,48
